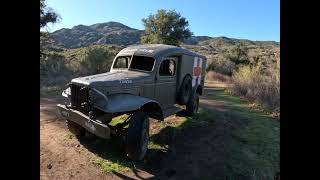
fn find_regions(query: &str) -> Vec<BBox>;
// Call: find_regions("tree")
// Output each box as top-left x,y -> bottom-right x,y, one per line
40,0 -> 59,57
40,0 -> 59,28
141,9 -> 192,46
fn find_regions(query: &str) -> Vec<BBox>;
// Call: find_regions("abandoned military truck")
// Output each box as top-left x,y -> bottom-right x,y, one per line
58,44 -> 206,160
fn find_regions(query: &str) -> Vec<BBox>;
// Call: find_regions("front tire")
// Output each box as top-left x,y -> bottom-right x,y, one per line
125,112 -> 149,160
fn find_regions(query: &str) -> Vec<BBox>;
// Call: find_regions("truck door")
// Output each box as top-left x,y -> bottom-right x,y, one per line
155,57 -> 177,109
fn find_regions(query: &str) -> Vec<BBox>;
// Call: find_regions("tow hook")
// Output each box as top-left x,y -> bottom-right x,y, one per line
81,102 -> 87,108
65,102 -> 72,109
89,111 -> 95,119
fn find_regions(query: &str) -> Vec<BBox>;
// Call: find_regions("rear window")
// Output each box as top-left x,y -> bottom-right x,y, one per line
129,56 -> 155,72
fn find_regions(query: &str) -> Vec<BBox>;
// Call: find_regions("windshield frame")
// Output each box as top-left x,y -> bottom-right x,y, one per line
111,55 -> 131,70
128,55 -> 156,73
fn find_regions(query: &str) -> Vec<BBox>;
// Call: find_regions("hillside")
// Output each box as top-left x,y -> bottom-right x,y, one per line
50,22 -> 144,48
49,21 -> 279,49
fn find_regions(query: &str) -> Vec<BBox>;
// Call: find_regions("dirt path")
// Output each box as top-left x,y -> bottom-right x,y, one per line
40,82 -> 279,180
40,97 -> 115,180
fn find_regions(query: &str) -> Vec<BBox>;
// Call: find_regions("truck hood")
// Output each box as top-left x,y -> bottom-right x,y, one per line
71,70 -> 151,87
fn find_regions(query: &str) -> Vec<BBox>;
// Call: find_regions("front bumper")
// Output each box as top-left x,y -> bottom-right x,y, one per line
57,104 -> 111,139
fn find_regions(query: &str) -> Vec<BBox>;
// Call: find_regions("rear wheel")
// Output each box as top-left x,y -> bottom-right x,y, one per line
186,93 -> 199,116
125,112 -> 149,160
66,120 -> 86,137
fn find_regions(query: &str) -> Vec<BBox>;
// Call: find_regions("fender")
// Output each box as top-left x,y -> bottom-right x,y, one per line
93,93 -> 164,120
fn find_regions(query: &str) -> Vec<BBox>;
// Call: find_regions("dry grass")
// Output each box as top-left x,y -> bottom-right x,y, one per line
230,62 -> 280,112
205,70 -> 232,82
203,44 -> 280,114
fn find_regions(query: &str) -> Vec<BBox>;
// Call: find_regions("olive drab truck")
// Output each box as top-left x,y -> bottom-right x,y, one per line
57,44 -> 206,160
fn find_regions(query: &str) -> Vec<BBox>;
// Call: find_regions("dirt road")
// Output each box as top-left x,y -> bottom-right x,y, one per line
40,83 -> 280,180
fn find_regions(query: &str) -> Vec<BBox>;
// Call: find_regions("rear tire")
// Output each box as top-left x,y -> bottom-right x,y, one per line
186,93 -> 199,116
125,112 -> 149,161
177,75 -> 192,105
66,120 -> 86,137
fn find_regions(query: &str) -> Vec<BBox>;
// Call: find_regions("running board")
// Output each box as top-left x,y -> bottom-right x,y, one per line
163,106 -> 183,119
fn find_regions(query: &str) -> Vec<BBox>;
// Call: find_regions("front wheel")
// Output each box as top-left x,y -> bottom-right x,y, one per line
186,93 -> 200,116
125,112 -> 149,160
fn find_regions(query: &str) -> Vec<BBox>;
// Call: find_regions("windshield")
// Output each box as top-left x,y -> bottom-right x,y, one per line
129,56 -> 155,72
113,56 -> 131,69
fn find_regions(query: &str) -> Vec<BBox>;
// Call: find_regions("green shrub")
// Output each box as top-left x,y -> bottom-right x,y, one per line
40,51 -> 71,87
205,44 -> 251,76
80,46 -> 113,74
224,43 -> 250,65
206,55 -> 235,75
40,52 -> 66,75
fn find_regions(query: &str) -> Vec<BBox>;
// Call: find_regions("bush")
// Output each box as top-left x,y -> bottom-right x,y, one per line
206,55 -> 235,75
80,46 -> 113,74
224,43 -> 250,65
40,52 -> 66,75
205,44 -> 251,76
230,60 -> 280,111
40,45 -> 121,88
40,51 -> 70,87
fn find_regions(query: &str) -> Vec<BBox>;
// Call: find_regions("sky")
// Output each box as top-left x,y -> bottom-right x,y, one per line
43,0 -> 280,41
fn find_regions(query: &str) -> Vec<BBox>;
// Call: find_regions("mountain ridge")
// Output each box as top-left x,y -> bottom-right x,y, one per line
48,21 -> 279,48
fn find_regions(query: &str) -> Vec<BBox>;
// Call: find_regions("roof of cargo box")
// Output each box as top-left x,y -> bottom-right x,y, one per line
116,44 -> 206,60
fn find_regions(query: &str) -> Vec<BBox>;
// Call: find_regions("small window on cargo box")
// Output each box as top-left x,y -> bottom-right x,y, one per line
159,59 -> 176,76
113,56 -> 130,69
129,56 -> 155,72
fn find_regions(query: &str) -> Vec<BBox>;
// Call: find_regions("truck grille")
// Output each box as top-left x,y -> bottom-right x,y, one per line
70,84 -> 91,115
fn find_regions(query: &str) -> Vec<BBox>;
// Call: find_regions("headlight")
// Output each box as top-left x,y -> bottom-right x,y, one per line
62,87 -> 71,97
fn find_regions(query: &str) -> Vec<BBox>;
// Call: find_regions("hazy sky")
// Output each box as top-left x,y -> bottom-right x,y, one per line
43,0 -> 280,41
